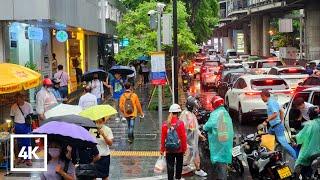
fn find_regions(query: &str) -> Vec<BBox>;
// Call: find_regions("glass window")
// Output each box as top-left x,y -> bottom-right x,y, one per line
258,61 -> 283,68
303,77 -> 320,86
311,92 -> 320,107
233,79 -> 241,89
268,68 -> 278,75
251,79 -> 289,90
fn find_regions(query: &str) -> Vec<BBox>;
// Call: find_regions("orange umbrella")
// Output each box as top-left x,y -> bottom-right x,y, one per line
0,63 -> 41,94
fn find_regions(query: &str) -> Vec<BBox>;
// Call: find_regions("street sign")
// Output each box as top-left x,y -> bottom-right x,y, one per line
151,51 -> 166,85
279,19 -> 293,33
162,14 -> 172,45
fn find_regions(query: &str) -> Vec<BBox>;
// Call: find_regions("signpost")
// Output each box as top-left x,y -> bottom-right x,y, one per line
151,52 -> 166,85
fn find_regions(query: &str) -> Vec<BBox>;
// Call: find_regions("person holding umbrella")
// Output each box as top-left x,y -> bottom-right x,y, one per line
88,73 -> 104,105
107,72 -> 125,121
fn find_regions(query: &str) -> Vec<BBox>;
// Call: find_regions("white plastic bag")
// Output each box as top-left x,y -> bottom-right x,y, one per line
154,155 -> 166,173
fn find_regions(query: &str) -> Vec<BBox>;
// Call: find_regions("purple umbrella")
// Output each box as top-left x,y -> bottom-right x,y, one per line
33,121 -> 97,147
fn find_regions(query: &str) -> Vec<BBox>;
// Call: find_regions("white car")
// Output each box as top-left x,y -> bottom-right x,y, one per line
268,66 -> 308,89
251,59 -> 284,74
225,75 -> 293,124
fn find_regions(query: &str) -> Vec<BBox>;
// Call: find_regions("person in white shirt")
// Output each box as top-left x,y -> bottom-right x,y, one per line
293,97 -> 315,121
91,117 -> 113,180
78,86 -> 98,110
10,92 -> 33,166
127,63 -> 136,88
36,78 -> 58,120
88,73 -> 104,104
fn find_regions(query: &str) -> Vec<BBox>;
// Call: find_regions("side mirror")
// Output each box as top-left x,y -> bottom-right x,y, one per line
283,102 -> 289,109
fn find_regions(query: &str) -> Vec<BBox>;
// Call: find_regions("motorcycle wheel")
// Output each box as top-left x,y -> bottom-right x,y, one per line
229,157 -> 244,177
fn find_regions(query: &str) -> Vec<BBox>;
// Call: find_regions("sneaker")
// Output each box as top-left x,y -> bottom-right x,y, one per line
128,139 -> 133,143
115,117 -> 120,122
195,169 -> 207,177
121,117 -> 127,122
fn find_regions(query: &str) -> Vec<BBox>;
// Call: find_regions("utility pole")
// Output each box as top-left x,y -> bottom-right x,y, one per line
173,0 -> 178,104
157,5 -> 163,131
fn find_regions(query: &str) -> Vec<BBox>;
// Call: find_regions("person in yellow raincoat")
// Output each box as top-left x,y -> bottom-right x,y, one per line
204,96 -> 234,180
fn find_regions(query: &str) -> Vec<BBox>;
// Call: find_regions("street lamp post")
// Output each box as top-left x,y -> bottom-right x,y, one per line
173,0 -> 179,104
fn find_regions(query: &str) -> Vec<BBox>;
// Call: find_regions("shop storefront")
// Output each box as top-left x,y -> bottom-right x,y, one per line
52,29 -> 86,94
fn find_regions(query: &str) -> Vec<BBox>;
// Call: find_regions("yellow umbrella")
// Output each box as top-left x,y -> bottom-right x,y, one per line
0,63 -> 41,94
79,105 -> 118,121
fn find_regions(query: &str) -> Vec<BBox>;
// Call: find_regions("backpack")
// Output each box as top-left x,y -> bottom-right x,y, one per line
165,122 -> 181,152
124,93 -> 134,114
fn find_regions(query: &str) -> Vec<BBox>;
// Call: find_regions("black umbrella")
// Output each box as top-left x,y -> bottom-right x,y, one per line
40,115 -> 96,128
109,65 -> 134,76
82,68 -> 106,82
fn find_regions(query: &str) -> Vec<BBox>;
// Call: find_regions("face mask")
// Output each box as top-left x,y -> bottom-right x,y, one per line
48,148 -> 61,158
94,77 -> 98,80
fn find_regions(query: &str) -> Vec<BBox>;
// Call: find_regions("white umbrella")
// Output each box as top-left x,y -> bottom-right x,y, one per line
44,104 -> 82,119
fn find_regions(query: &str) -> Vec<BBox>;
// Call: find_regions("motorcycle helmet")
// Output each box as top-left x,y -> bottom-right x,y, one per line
211,96 -> 224,110
186,96 -> 198,111
169,104 -> 182,113
43,78 -> 53,86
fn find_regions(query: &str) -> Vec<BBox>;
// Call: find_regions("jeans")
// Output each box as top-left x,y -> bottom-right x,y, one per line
269,123 -> 297,159
97,98 -> 102,105
166,153 -> 183,180
126,118 -> 135,140
59,86 -> 68,98
213,162 -> 228,180
14,123 -> 31,159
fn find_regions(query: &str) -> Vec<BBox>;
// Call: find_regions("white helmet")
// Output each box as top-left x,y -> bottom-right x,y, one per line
169,103 -> 182,113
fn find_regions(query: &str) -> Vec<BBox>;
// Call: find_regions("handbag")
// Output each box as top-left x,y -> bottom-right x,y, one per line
75,164 -> 97,178
17,104 -> 32,125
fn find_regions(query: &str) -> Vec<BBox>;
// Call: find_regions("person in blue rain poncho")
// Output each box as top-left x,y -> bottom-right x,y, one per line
204,96 -> 234,180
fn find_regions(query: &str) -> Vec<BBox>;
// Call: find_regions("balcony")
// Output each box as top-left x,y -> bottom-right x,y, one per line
226,0 -> 248,17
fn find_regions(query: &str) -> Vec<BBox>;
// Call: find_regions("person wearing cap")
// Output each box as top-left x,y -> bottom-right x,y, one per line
160,104 -> 187,180
50,78 -> 65,104
36,78 -> 58,120
260,89 -> 297,159
203,96 -> 234,180
78,85 -> 98,110
10,92 -> 33,166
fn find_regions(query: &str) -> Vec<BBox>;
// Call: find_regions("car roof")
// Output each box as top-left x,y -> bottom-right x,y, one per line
239,74 -> 282,80
271,66 -> 305,70
302,86 -> 320,92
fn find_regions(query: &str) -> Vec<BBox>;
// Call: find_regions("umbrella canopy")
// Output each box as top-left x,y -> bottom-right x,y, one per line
40,115 -> 96,128
109,65 -> 134,76
79,105 -> 117,121
82,68 -> 107,82
0,63 -> 41,94
33,121 -> 97,147
137,55 -> 150,61
44,104 -> 82,119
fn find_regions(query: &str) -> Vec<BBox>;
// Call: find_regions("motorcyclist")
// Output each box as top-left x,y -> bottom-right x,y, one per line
294,106 -> 320,178
179,96 -> 207,177
203,96 -> 234,180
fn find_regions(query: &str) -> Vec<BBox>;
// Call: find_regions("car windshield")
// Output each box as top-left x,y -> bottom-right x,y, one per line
303,77 -> 320,85
279,69 -> 305,75
251,79 -> 289,90
222,68 -> 246,77
258,61 -> 283,68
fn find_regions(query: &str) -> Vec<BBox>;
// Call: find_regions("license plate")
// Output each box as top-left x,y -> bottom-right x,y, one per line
232,146 -> 241,157
183,80 -> 188,83
277,166 -> 292,179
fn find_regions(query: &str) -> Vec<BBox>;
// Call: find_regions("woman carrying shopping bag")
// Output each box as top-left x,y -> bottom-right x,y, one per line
160,104 -> 187,180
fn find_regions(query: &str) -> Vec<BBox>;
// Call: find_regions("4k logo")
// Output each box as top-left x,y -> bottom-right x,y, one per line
10,134 -> 47,172
18,146 -> 39,160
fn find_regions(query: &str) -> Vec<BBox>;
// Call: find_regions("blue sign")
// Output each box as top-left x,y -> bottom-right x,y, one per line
26,27 -> 43,40
56,30 -> 68,43
120,38 -> 129,47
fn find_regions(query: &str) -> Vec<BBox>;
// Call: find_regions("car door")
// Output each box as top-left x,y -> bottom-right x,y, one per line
228,78 -> 243,110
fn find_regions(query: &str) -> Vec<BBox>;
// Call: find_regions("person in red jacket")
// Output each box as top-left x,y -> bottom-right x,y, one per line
160,104 -> 187,180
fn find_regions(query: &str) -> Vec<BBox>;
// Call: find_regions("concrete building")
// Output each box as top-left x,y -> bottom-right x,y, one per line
213,0 -> 320,60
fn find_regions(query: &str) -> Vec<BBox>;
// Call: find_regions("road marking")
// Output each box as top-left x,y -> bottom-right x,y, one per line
110,151 -> 160,157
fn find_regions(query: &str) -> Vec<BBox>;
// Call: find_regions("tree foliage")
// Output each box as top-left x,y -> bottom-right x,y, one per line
115,1 -> 198,64
120,0 -> 219,44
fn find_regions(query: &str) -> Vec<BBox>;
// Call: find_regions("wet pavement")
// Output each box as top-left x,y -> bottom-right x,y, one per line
1,82 -> 265,180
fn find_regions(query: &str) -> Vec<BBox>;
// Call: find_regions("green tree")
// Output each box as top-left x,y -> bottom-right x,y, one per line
115,1 -> 198,64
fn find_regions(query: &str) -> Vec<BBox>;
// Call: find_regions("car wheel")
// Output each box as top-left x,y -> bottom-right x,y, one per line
238,104 -> 246,125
